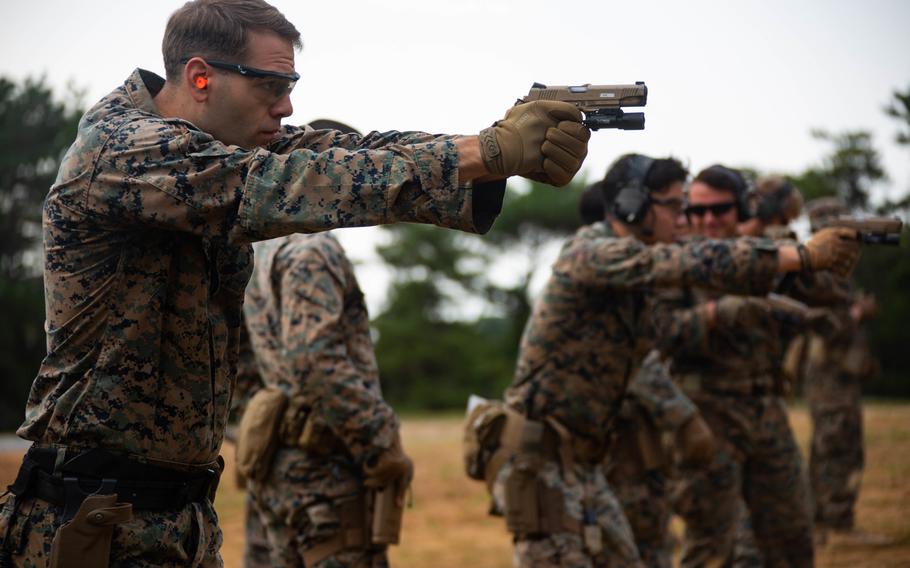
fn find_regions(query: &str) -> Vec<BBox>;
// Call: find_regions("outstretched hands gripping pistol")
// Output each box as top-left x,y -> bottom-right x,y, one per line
820,216 -> 904,246
520,82 -> 648,130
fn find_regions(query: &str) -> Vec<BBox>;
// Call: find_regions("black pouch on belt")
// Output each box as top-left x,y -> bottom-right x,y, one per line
49,493 -> 132,568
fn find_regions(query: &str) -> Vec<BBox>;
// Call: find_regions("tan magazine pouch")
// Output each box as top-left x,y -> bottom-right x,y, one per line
236,387 -> 288,482
49,494 -> 132,568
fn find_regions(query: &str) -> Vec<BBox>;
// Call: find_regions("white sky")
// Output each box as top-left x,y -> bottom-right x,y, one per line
2,0 -> 909,314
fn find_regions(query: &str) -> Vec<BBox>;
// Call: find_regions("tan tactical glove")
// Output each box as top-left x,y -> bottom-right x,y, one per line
676,413 -> 717,468
479,101 -> 589,187
802,227 -> 861,277
363,434 -> 413,500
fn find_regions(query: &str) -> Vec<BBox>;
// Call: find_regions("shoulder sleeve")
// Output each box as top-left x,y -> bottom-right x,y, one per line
278,241 -> 399,465
553,235 -> 779,295
74,118 -> 502,241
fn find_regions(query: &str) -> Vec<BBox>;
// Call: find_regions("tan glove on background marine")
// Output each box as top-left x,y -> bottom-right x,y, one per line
676,413 -> 717,468
363,434 -> 414,501
479,100 -> 590,187
802,227 -> 861,276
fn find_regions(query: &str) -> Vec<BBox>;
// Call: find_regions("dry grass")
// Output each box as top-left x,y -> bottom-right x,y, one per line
2,403 -> 908,567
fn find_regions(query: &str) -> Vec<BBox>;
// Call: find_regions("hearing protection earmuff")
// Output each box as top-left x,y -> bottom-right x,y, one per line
612,154 -> 655,227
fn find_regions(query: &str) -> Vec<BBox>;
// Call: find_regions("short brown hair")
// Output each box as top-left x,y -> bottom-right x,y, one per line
162,0 -> 302,81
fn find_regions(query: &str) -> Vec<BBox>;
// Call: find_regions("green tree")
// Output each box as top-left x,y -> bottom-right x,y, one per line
794,130 -> 886,209
880,85 -> 910,213
884,84 -> 910,146
0,76 -> 83,429
480,178 -> 587,353
851,230 -> 910,397
371,179 -> 587,410
371,224 -> 514,409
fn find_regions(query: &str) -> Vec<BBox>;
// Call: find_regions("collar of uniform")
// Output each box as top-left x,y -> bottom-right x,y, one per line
577,220 -> 614,240
123,68 -> 166,117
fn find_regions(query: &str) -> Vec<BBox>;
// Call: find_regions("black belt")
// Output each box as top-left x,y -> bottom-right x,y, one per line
9,446 -> 222,516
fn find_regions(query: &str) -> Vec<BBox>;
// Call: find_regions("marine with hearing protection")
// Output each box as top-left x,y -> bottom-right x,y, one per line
463,153 -> 860,567
665,164 -> 847,567
0,0 -> 594,565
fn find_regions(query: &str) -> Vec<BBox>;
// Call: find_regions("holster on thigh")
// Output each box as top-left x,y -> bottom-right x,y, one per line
49,494 -> 132,568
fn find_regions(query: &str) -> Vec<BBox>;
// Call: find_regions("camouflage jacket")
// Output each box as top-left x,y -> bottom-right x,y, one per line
504,221 -> 779,453
20,69 -> 504,466
668,233 -> 851,385
244,233 -> 395,467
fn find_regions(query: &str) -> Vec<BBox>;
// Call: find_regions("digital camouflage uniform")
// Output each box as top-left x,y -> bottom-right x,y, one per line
242,232 -> 395,568
805,320 -> 873,531
494,221 -> 780,567
0,68 -> 504,567
668,289 -> 816,568
605,350 -> 698,568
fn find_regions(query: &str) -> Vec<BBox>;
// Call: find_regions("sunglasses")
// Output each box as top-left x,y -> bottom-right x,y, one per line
180,58 -> 300,99
685,202 -> 737,218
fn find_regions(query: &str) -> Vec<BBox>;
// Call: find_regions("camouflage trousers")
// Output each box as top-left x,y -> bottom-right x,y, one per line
806,370 -> 864,530
672,394 -> 814,568
0,493 -> 222,567
492,458 -> 643,568
610,472 -> 672,568
244,448 -> 388,568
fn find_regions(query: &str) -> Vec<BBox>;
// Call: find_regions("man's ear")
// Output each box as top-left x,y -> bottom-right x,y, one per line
183,57 -> 210,102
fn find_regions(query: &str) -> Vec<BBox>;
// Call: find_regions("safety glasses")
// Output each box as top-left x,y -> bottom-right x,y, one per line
180,58 -> 299,99
685,202 -> 737,218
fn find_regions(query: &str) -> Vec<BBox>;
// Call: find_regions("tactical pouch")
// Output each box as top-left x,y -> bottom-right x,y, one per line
302,494 -> 369,567
462,399 -> 507,481
236,387 -> 288,482
370,484 -> 404,545
463,400 -> 528,490
298,415 -> 343,456
503,455 -> 541,536
49,494 -> 132,568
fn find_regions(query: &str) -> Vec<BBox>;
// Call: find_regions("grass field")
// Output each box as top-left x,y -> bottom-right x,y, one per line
3,403 -> 909,566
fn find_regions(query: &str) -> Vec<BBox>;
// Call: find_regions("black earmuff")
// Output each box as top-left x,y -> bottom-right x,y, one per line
612,155 -> 655,227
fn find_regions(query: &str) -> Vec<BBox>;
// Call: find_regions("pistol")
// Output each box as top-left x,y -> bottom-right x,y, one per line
520,82 -> 647,131
821,216 -> 903,245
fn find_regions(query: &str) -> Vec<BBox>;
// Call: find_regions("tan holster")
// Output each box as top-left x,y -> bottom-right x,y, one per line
370,483 -> 405,546
49,494 -> 132,568
301,493 -> 371,567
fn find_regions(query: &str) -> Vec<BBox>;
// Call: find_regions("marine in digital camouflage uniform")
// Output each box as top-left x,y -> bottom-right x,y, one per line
241,232 -> 397,568
0,0 -> 596,565
801,197 -> 878,536
578,184 -> 708,568
489,155 -> 854,567
667,166 -> 835,567
805,300 -> 875,534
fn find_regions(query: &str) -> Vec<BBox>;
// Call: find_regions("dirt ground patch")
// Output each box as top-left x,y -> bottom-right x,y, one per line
2,403 -> 908,567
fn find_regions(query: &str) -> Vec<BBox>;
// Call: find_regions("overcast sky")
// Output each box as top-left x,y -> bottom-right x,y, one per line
2,0 -> 908,312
